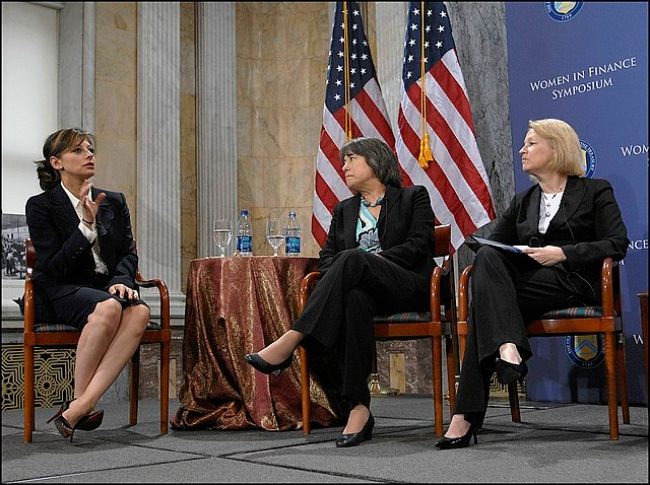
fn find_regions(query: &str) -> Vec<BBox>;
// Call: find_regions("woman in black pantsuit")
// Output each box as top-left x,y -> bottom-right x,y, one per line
245,137 -> 436,447
25,128 -> 150,441
436,118 -> 629,449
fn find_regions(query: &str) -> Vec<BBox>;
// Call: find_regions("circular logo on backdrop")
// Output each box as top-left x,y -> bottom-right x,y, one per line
565,334 -> 605,368
546,2 -> 584,21
580,139 -> 596,178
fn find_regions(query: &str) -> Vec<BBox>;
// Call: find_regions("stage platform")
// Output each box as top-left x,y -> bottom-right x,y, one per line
2,396 -> 647,483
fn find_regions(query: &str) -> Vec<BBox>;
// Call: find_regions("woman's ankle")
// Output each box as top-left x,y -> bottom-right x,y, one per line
261,331 -> 304,363
445,414 -> 471,438
499,342 -> 522,364
343,404 -> 370,434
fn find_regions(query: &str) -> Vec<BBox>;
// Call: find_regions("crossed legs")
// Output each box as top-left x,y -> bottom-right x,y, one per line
62,299 -> 150,426
255,250 -> 427,435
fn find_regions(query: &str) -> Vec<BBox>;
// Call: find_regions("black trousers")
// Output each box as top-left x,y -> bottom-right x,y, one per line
293,249 -> 429,408
454,246 -> 594,426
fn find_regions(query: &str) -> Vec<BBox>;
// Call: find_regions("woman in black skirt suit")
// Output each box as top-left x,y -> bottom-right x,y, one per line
25,128 -> 150,441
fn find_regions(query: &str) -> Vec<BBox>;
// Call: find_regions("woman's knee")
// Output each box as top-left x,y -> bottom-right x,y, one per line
87,298 -> 122,331
125,304 -> 150,333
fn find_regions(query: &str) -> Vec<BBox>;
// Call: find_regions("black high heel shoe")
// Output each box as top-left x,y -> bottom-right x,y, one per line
76,410 -> 104,431
335,413 -> 375,448
495,358 -> 528,385
244,353 -> 293,375
47,400 -> 73,425
52,415 -> 78,442
47,401 -> 104,432
435,423 -> 478,450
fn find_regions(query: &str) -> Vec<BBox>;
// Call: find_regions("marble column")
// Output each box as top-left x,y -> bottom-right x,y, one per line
196,2 -> 237,257
58,2 -> 95,131
136,3 -> 184,315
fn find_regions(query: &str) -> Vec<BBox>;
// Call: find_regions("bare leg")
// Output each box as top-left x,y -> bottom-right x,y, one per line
342,404 -> 371,434
73,299 -> 123,398
63,304 -> 150,425
257,329 -> 304,365
444,414 -> 472,438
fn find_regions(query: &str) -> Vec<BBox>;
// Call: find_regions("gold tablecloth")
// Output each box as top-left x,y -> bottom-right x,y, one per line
171,256 -> 341,430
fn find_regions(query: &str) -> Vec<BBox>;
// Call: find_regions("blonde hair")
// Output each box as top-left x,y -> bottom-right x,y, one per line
528,119 -> 584,176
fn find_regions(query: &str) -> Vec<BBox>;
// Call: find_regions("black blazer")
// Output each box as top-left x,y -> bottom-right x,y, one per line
489,176 -> 628,300
318,185 -> 436,292
25,183 -> 138,304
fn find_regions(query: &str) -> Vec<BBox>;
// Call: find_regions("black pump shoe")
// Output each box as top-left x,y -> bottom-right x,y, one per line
244,353 -> 293,375
335,413 -> 375,448
495,358 -> 528,385
435,423 -> 478,450
47,400 -> 104,431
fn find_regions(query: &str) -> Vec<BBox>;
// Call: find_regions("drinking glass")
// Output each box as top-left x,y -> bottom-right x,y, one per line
266,217 -> 283,257
212,219 -> 232,257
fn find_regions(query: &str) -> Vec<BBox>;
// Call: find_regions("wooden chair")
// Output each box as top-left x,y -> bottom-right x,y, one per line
456,257 -> 630,440
22,238 -> 171,443
299,224 -> 457,437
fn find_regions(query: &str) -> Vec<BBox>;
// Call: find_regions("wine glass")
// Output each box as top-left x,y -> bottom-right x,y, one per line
266,217 -> 283,257
212,219 -> 232,258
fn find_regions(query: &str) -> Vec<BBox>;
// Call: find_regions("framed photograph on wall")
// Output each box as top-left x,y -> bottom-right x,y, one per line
2,213 -> 28,280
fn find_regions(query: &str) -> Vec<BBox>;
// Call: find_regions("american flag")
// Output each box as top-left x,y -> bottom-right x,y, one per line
312,1 -> 396,247
396,2 -> 495,251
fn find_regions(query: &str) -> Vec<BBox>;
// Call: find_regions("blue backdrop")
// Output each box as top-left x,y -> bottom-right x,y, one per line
505,2 -> 648,404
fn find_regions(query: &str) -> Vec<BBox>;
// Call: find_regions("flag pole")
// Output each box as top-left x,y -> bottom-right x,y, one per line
418,0 -> 433,169
342,1 -> 352,142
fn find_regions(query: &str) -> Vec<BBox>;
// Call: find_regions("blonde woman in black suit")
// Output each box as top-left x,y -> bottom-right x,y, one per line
246,137 -> 437,447
25,128 -> 150,441
437,118 -> 629,449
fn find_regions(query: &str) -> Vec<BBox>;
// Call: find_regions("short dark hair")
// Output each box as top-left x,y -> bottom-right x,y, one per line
339,137 -> 402,188
35,128 -> 95,191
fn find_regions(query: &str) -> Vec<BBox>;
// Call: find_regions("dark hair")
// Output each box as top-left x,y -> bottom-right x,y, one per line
339,137 -> 402,188
35,128 -> 95,191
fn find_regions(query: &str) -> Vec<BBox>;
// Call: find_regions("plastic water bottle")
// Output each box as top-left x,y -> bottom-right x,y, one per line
237,209 -> 253,256
284,211 -> 301,256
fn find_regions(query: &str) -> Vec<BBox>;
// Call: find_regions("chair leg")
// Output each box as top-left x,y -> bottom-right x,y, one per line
299,346 -> 311,436
23,344 -> 35,443
616,332 -> 630,424
604,331 -> 619,440
508,382 -> 521,423
160,340 -> 170,434
445,335 -> 456,415
432,335 -> 443,437
129,346 -> 140,426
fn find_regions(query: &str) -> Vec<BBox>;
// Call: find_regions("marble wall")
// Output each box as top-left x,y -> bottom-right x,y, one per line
235,2 -> 331,258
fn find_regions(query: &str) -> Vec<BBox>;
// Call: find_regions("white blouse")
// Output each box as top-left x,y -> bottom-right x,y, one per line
538,190 -> 564,234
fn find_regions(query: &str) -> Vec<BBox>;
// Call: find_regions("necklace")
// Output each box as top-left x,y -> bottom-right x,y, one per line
541,190 -> 563,217
361,194 -> 385,208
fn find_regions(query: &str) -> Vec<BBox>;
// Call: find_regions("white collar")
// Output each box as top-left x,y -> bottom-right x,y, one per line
60,182 -> 82,209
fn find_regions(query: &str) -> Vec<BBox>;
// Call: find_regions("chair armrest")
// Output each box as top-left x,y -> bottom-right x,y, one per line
135,270 -> 171,330
300,271 -> 322,313
429,266 -> 443,320
458,265 -> 473,323
600,257 -> 616,317
23,268 -> 35,334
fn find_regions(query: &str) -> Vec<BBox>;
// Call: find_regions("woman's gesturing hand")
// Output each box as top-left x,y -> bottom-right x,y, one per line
80,180 -> 106,224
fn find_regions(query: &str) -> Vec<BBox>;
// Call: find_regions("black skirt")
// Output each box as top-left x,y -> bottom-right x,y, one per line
34,273 -> 148,329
